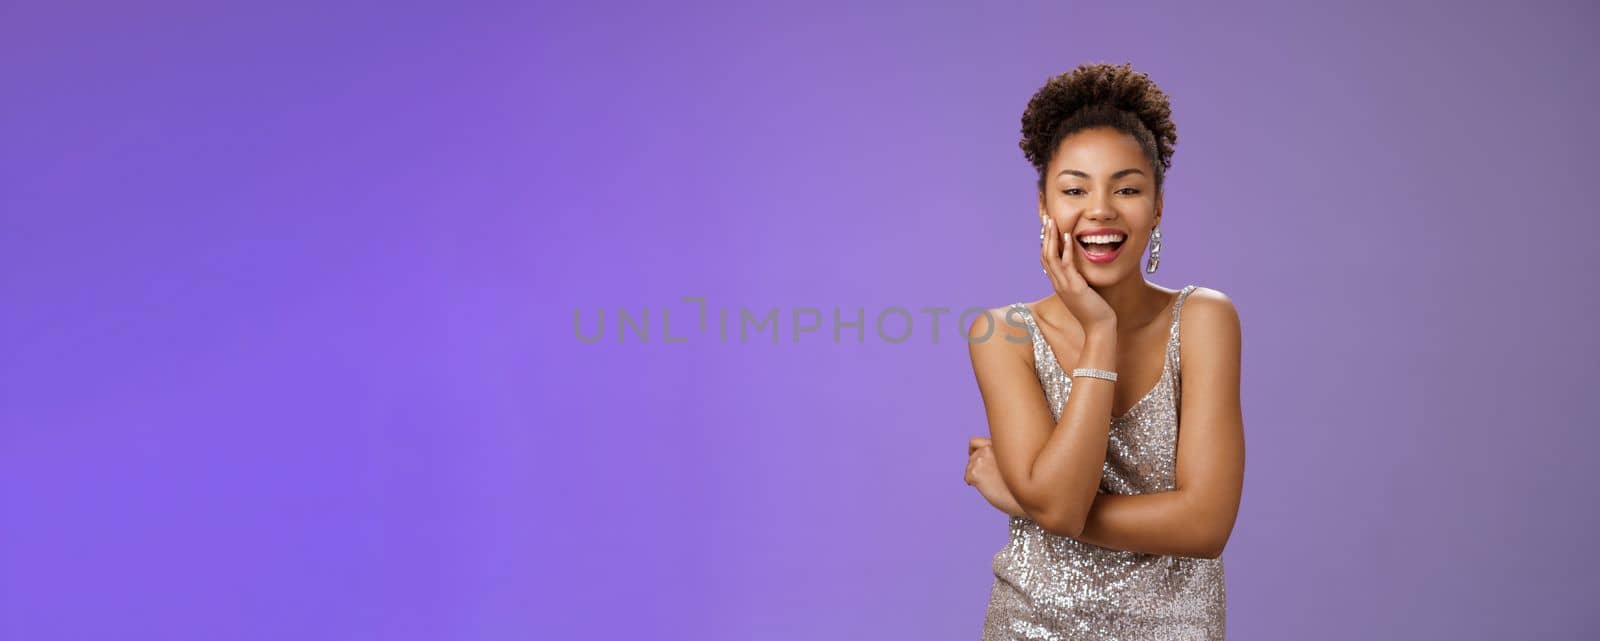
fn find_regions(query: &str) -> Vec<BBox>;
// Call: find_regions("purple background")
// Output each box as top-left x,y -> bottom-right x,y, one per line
4,1 -> 1597,639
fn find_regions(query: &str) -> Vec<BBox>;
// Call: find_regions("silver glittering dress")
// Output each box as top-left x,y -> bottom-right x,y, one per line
982,284 -> 1225,640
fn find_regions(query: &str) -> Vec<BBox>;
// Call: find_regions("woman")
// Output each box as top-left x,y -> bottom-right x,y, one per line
962,62 -> 1245,640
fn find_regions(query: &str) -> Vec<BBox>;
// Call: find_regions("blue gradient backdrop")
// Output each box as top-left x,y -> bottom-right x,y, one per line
3,1 -> 1596,639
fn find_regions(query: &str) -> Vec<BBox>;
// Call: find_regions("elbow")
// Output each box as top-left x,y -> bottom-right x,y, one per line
1024,487 -> 1095,538
1182,491 -> 1237,559
1046,519 -> 1086,540
1014,491 -> 1087,538
1192,528 -> 1233,560
1033,504 -> 1089,539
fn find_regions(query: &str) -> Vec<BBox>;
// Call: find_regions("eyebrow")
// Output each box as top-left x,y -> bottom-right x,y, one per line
1057,168 -> 1147,180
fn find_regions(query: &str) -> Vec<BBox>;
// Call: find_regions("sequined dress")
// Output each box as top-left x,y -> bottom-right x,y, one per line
981,284 -> 1225,640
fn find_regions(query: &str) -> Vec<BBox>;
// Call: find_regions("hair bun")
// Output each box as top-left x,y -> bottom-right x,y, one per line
1019,62 -> 1177,189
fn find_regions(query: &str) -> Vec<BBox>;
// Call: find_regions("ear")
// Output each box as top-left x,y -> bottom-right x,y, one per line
1153,191 -> 1164,228
1037,191 -> 1047,221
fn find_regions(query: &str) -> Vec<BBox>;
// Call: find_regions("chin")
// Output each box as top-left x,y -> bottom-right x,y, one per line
1075,240 -> 1140,287
1082,264 -> 1130,288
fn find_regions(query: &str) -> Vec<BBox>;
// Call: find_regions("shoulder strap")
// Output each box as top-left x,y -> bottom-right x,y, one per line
1008,302 -> 1047,369
1167,285 -> 1199,373
1008,302 -> 1039,343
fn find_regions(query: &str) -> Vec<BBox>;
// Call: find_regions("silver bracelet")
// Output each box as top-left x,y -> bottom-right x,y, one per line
1071,367 -> 1118,382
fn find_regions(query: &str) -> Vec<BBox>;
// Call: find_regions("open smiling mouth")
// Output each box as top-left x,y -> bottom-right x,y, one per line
1075,231 -> 1127,263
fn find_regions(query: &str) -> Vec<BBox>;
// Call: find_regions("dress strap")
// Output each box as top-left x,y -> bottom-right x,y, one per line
1008,302 -> 1035,329
1167,284 -> 1200,377
1008,302 -> 1040,348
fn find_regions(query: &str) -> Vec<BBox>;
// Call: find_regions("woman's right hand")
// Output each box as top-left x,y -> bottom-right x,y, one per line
966,436 -> 1027,517
1040,216 -> 1117,333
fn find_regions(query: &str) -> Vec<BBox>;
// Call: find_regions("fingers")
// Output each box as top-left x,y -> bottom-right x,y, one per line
966,436 -> 994,486
1057,212 -> 1077,264
1054,210 -> 1086,283
965,448 -> 992,486
1060,229 -> 1085,289
1039,218 -> 1056,282
1045,212 -> 1089,293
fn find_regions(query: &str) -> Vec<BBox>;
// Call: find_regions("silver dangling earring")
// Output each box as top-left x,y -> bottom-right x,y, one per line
1145,225 -> 1162,274
1039,221 -> 1047,273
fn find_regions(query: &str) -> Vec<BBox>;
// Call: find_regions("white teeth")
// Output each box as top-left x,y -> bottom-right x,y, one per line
1078,233 -> 1126,244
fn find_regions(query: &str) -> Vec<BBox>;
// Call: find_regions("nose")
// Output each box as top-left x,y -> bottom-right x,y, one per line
1084,197 -> 1117,222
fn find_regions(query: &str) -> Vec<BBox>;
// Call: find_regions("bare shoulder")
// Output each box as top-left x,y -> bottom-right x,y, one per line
1179,286 -> 1242,351
1182,286 -> 1240,324
965,304 -> 1035,360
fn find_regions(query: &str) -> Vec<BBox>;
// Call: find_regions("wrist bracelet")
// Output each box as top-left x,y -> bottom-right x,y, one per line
1070,367 -> 1118,382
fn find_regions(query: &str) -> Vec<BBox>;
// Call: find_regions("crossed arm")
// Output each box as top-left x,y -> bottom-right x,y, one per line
966,290 -> 1245,559
966,306 -> 1122,538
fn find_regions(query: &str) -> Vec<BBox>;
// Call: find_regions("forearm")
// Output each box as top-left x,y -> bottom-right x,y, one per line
1075,491 -> 1224,558
982,484 -> 1029,518
1014,329 -> 1118,536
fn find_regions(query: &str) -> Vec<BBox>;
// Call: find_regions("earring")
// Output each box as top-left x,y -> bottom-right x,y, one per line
1040,221 -> 1048,273
1145,226 -> 1162,274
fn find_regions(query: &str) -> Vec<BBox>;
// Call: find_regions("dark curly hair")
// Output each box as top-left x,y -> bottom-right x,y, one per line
1019,62 -> 1177,193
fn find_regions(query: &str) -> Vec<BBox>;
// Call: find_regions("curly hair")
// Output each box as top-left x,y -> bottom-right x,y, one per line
1019,62 -> 1177,192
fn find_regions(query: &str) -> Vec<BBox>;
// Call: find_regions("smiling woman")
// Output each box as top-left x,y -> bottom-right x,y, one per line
962,62 -> 1245,640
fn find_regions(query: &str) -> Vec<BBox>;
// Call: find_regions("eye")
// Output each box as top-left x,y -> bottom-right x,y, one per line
1061,188 -> 1085,196
1116,187 -> 1141,195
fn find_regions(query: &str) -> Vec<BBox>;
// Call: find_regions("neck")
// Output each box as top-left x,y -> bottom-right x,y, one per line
1096,276 -> 1161,327
1043,277 -> 1168,333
